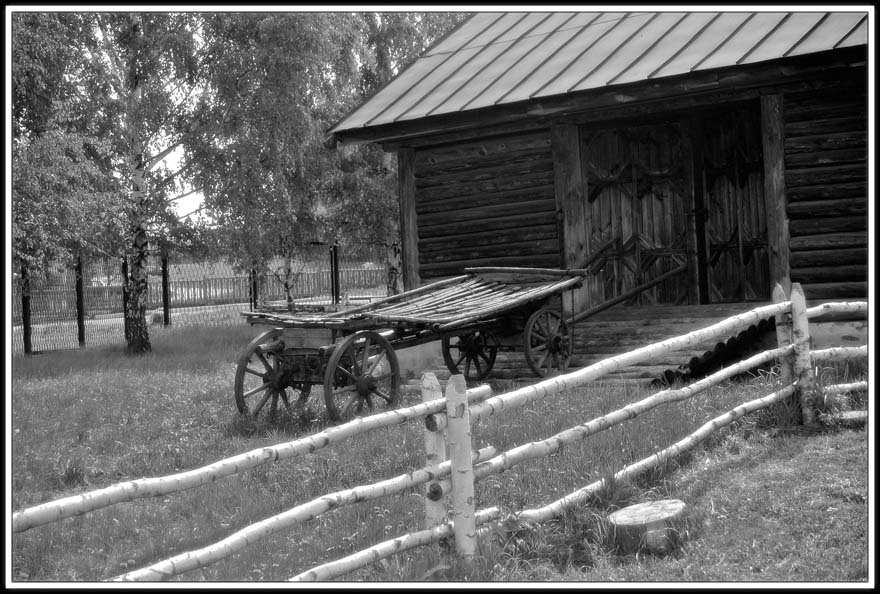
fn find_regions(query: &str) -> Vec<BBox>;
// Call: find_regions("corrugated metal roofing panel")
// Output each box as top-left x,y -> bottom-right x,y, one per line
420,14 -> 547,117
426,12 -> 500,56
395,13 -> 531,121
521,12 -> 642,101
363,13 -> 508,126
610,11 -> 718,85
742,12 -> 826,63
435,13 -> 567,114
491,13 -> 610,106
647,12 -> 752,79
329,10 -> 869,137
786,12 -> 865,56
837,16 -> 868,48
570,12 -> 688,92
489,12 -> 607,105
695,12 -> 788,71
461,12 -> 581,108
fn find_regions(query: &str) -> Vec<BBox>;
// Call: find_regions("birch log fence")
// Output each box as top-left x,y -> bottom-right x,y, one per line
11,283 -> 868,582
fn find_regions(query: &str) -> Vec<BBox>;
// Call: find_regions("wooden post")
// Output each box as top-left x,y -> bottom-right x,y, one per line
421,373 -> 448,540
20,261 -> 33,355
398,148 -> 420,291
444,374 -> 476,564
75,255 -> 86,347
551,123 -> 589,317
250,267 -> 259,311
761,94 -> 791,295
330,243 -> 341,305
789,283 -> 816,426
771,283 -> 793,385
161,253 -> 170,326
680,116 -> 705,304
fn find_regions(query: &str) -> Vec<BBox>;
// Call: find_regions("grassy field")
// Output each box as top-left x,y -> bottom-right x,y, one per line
8,324 -> 870,584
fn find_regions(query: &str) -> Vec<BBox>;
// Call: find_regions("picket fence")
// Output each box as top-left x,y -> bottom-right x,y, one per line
11,283 -> 868,582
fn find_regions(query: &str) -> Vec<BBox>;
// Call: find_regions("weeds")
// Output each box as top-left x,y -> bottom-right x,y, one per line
10,324 -> 869,582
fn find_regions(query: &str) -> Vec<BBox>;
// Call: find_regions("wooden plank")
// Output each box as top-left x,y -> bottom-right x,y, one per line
786,163 -> 866,188
785,148 -> 866,168
415,155 -> 554,189
551,123 -> 589,317
785,115 -> 867,137
789,215 -> 867,237
800,281 -> 867,300
419,224 -> 558,250
680,116 -> 704,304
417,199 -> 557,227
415,184 -> 555,214
414,132 -> 551,168
786,181 -> 866,202
761,93 -> 791,294
786,197 -> 867,219
398,148 -> 420,291
415,168 -> 553,202
791,264 -> 867,284
418,210 -> 558,239
789,231 -> 868,251
783,131 -> 867,153
419,253 -> 561,274
789,247 -> 867,268
420,241 -> 560,266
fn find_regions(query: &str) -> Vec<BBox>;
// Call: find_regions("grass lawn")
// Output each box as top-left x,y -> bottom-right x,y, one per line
8,324 -> 871,584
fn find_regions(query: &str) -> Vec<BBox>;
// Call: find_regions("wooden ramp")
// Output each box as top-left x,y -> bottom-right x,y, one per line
492,302 -> 776,384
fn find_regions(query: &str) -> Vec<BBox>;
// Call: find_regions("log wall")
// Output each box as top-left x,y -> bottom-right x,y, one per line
784,75 -> 868,300
413,131 -> 560,279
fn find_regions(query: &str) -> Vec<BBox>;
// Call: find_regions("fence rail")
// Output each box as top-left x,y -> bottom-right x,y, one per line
10,283 -> 868,582
11,246 -> 390,354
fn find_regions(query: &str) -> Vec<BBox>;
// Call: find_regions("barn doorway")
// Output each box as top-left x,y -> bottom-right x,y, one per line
578,102 -> 770,307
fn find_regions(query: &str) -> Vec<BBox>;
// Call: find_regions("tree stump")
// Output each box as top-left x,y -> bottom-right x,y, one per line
607,499 -> 686,555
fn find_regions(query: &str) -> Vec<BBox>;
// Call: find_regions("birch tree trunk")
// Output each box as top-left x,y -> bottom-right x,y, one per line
122,14 -> 151,354
125,132 -> 152,353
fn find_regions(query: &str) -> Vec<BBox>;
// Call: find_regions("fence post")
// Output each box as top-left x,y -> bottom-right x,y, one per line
422,373 -> 448,547
789,282 -> 816,426
161,253 -> 170,326
75,255 -> 86,347
20,261 -> 33,355
444,374 -> 477,565
249,267 -> 258,311
771,283 -> 793,385
330,243 -> 341,305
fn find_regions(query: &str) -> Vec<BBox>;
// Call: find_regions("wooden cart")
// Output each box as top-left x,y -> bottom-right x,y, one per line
234,267 -> 588,423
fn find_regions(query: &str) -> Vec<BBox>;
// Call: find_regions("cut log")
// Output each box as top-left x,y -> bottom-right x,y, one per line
607,499 -> 687,555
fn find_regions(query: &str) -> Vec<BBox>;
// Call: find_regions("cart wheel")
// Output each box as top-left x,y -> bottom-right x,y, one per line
524,308 -> 572,378
441,330 -> 499,382
324,331 -> 400,422
234,329 -> 312,421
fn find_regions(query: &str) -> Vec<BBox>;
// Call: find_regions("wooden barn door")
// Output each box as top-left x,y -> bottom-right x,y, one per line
580,121 -> 690,306
696,103 -> 771,303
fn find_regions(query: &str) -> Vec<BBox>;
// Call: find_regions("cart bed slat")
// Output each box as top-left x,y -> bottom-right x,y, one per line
242,269 -> 585,331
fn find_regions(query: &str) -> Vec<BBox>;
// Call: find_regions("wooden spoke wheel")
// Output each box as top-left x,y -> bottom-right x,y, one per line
234,329 -> 312,421
524,308 -> 572,378
324,331 -> 400,422
441,330 -> 500,382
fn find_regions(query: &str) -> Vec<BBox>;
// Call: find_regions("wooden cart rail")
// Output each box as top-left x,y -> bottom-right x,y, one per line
242,268 -> 586,332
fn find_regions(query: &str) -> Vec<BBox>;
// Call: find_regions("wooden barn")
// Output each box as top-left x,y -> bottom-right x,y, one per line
328,11 -> 870,379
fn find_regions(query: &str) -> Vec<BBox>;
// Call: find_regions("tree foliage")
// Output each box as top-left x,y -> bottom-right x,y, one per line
11,10 -> 471,318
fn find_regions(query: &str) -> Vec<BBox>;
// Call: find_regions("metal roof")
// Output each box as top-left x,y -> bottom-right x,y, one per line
330,11 -> 868,138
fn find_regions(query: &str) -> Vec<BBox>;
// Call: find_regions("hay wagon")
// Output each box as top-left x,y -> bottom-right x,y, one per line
235,267 -> 587,422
